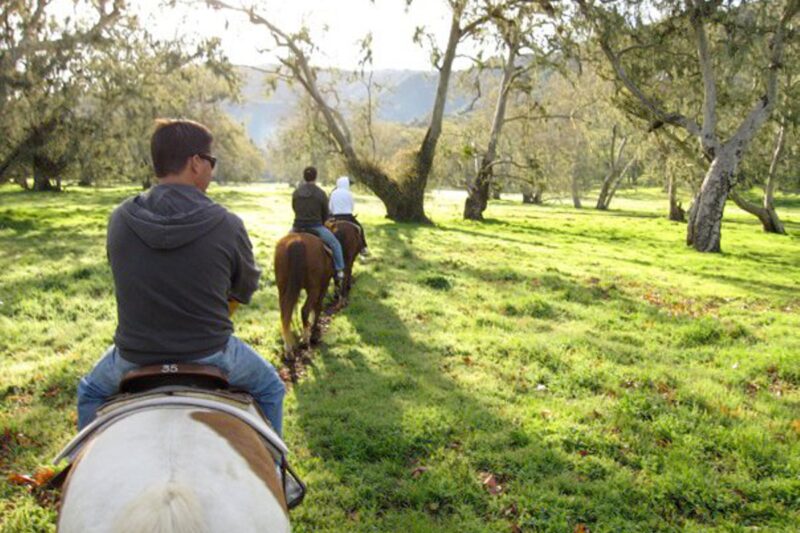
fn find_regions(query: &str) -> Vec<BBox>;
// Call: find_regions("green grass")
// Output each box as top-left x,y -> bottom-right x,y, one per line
1,184 -> 799,532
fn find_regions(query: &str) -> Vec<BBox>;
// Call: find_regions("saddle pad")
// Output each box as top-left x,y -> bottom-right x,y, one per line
55,393 -> 289,465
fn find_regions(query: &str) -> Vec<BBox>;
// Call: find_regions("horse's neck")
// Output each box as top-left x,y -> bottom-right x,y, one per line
59,409 -> 290,533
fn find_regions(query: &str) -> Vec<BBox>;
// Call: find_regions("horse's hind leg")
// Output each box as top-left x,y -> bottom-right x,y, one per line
300,292 -> 315,347
310,284 -> 328,344
278,289 -> 296,357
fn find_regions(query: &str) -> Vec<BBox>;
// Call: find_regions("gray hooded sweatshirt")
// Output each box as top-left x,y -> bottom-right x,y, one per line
107,184 -> 260,364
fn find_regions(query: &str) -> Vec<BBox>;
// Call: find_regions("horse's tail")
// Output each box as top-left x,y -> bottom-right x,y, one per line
114,482 -> 207,533
279,239 -> 305,353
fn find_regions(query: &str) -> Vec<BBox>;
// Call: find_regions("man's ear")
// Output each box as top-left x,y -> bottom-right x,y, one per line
188,155 -> 201,175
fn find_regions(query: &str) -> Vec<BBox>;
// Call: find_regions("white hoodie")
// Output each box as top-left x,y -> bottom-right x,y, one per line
329,176 -> 354,215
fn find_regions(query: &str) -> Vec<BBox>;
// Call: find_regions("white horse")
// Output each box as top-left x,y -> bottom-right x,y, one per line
57,400 -> 294,533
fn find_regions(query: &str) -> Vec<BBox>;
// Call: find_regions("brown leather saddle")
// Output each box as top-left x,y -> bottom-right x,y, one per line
120,364 -> 229,394
290,227 -> 334,259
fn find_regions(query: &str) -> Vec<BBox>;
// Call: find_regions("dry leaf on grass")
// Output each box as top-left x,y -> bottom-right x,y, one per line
8,473 -> 37,487
33,467 -> 56,486
410,466 -> 428,479
479,471 -> 503,495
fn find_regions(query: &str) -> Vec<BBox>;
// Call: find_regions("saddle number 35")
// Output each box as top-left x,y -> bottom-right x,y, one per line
161,364 -> 179,374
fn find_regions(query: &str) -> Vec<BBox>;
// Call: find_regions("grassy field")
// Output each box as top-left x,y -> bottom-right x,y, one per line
1,183 -> 799,532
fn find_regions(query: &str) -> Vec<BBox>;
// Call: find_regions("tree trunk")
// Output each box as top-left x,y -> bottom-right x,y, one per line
571,172 -> 582,209
492,187 -> 501,200
522,182 -> 542,204
533,183 -> 543,204
464,165 -> 492,220
347,159 -> 428,222
595,176 -> 614,210
735,118 -> 787,235
668,174 -> 685,222
12,175 -> 29,189
711,114 -> 787,236
686,148 -> 738,252
464,31 -> 518,221
596,125 -> 628,210
729,191 -> 785,234
31,156 -> 58,191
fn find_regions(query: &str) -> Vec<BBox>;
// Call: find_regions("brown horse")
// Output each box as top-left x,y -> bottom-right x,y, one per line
274,233 -> 334,355
327,218 -> 364,299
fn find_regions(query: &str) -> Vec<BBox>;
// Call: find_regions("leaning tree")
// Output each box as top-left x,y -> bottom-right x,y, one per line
462,2 -> 561,220
575,0 -> 800,252
206,0 -> 522,222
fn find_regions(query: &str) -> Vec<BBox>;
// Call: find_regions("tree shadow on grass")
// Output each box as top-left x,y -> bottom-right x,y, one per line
286,226 -> 578,527
289,282 -> 524,526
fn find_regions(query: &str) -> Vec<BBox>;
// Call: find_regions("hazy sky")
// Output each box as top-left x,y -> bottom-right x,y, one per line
131,0 -> 463,71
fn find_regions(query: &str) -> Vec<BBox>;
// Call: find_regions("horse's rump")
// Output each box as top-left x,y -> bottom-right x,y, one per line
57,401 -> 292,533
274,233 -> 334,353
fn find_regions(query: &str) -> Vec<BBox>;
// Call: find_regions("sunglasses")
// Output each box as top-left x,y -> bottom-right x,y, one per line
197,153 -> 217,169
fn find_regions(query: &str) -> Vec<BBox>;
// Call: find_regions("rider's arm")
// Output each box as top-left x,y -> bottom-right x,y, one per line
228,216 -> 261,306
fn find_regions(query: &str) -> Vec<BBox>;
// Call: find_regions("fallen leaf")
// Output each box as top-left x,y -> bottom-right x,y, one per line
463,356 -> 473,366
574,524 -> 590,533
33,467 -> 56,486
480,471 -> 503,495
8,473 -> 37,487
411,466 -> 428,479
578,450 -> 590,457
791,420 -> 800,435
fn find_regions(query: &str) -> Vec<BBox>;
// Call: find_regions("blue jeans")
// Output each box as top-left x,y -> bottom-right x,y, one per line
77,336 -> 286,435
301,224 -> 344,272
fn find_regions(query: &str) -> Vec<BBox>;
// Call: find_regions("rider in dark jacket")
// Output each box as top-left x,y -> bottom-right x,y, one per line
291,167 -> 345,289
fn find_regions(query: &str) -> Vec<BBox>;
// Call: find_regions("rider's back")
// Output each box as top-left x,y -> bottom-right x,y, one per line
291,181 -> 328,227
108,183 -> 259,365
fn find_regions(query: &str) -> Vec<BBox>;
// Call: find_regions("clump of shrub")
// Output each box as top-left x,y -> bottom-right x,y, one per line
503,296 -> 556,319
422,275 -> 452,291
676,318 -> 753,347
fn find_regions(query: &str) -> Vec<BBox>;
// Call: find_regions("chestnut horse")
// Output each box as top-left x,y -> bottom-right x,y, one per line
274,233 -> 333,355
327,218 -> 364,300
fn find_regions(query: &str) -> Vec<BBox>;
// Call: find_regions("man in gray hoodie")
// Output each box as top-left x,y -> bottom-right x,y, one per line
76,119 -> 285,435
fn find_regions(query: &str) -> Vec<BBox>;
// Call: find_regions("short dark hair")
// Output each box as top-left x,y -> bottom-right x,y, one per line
303,166 -> 317,182
151,119 -> 213,178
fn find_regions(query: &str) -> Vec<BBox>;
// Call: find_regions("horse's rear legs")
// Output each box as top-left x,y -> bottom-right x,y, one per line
279,291 -> 296,358
301,295 -> 315,347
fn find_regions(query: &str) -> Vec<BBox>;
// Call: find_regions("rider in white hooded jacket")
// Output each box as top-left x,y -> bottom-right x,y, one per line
329,176 -> 369,256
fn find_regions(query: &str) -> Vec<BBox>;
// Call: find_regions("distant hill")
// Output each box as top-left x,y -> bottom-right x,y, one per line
224,66 -> 473,146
